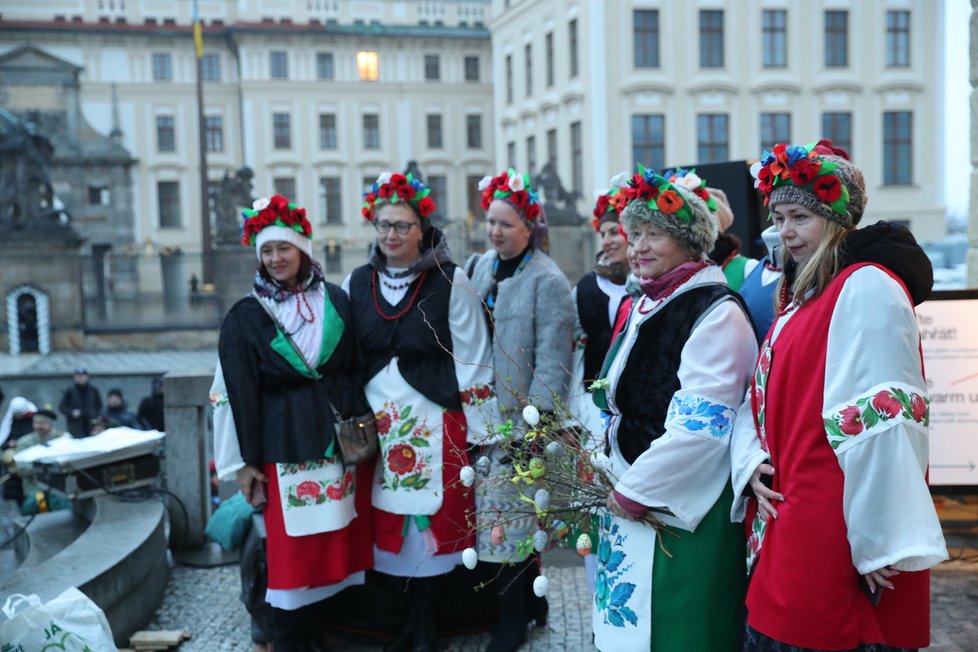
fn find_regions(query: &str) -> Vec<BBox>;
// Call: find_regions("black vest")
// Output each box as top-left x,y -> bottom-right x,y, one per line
576,272 -> 625,388
613,284 -> 748,465
349,263 -> 462,411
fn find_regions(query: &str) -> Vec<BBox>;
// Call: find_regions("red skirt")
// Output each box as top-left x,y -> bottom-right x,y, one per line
263,459 -> 374,590
374,410 -> 474,555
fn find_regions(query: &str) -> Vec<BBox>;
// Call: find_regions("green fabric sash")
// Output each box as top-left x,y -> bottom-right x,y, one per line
269,290 -> 345,379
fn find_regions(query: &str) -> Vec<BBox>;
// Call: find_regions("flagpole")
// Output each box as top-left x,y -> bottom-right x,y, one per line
194,0 -> 213,284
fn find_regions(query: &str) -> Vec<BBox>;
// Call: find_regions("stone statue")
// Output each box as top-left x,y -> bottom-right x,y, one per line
0,109 -> 71,231
534,161 -> 580,226
212,167 -> 255,245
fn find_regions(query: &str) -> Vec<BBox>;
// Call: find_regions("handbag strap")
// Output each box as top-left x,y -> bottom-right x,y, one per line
250,291 -> 342,421
2,593 -> 42,619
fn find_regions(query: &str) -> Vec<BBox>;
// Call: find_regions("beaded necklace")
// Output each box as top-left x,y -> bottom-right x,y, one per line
636,266 -> 703,315
486,249 -> 533,310
372,270 -> 428,321
292,285 -> 315,324
379,273 -> 418,291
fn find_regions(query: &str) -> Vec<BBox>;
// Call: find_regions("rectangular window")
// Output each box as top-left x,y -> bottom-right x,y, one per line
357,51 -> 379,80
152,53 -> 172,81
697,113 -> 729,163
466,175 -> 483,217
323,242 -> 343,273
883,111 -> 912,185
464,55 -> 480,82
631,114 -> 665,171
507,141 -> 516,168
762,9 -> 787,68
270,51 -> 288,79
821,112 -> 852,158
317,52 -> 335,80
524,44 -> 533,97
319,177 -> 342,224
427,114 -> 443,149
633,9 -> 660,69
424,54 -> 441,81
886,10 -> 910,67
363,114 -> 380,149
88,185 -> 110,206
319,113 -> 337,149
201,53 -> 221,81
824,10 -> 848,67
505,55 -> 514,104
545,32 -> 554,87
428,174 -> 447,219
570,121 -> 582,194
466,114 -> 482,149
156,115 -> 175,152
760,113 -> 791,152
546,128 -> 557,165
272,113 -> 291,149
527,136 -> 537,175
157,181 -> 180,228
204,115 -> 223,152
274,177 -> 296,200
699,10 -> 724,68
569,18 -> 579,78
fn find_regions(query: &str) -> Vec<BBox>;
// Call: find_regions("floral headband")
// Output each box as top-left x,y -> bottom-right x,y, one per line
749,142 -> 850,217
616,164 -> 698,223
240,194 -> 312,246
361,172 -> 435,222
663,168 -> 718,212
478,168 -> 542,221
590,178 -> 631,232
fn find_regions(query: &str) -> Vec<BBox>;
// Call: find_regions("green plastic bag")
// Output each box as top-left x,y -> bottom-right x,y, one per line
204,492 -> 259,552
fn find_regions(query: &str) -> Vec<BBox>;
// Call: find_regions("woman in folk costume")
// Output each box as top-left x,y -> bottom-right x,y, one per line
591,166 -> 757,651
731,143 -> 947,651
343,171 -> 496,652
467,169 -> 574,652
210,195 -> 373,652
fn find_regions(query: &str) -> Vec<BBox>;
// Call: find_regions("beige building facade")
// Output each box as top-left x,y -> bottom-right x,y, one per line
0,0 -> 494,282
489,0 -> 946,240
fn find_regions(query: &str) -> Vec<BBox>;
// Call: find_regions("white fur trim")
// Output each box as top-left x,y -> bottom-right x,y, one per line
254,225 -> 313,260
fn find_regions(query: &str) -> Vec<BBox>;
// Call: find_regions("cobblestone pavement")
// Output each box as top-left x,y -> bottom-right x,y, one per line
149,554 -> 978,652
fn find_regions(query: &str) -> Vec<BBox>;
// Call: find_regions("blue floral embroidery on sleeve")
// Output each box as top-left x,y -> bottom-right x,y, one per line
666,393 -> 736,438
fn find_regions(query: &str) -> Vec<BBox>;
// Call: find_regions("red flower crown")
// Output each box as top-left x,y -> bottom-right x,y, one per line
615,165 -> 697,223
750,142 -> 850,216
591,186 -> 630,232
478,168 -> 542,221
240,195 -> 312,246
361,172 -> 435,222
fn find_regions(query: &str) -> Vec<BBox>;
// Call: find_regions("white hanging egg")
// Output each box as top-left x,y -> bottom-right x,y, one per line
576,533 -> 592,556
522,405 -> 541,427
462,547 -> 478,570
476,456 -> 491,476
459,465 -> 475,487
533,529 -> 549,552
534,488 -> 550,511
532,575 -> 549,597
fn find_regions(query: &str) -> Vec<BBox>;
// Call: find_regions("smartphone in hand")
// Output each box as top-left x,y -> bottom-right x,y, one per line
858,575 -> 884,606
249,478 -> 268,508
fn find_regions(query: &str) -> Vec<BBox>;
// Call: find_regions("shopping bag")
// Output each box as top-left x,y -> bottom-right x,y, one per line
0,587 -> 118,651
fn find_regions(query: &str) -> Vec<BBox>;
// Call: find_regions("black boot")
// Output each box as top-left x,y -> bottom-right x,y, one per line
485,563 -> 528,652
269,603 -> 328,652
384,576 -> 414,652
409,576 -> 439,652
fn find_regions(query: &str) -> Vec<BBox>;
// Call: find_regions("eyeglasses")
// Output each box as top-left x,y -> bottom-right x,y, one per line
373,220 -> 418,235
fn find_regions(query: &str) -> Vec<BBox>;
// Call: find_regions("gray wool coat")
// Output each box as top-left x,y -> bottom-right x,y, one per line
468,249 -> 575,423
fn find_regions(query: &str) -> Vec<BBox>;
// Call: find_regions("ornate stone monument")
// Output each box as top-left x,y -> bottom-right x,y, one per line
211,167 -> 258,312
533,162 -> 594,281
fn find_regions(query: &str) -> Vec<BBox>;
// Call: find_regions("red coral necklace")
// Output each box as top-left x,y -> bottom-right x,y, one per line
372,270 -> 428,321
293,285 -> 315,323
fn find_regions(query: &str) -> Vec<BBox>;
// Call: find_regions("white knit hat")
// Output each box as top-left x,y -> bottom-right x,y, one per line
240,195 -> 314,260
254,224 -> 312,260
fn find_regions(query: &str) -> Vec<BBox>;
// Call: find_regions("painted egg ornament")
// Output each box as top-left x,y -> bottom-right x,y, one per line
522,405 -> 541,427
462,547 -> 478,570
552,520 -> 571,540
476,456 -> 491,476
576,533 -> 592,556
533,575 -> 549,597
534,488 -> 550,511
491,524 -> 506,545
533,529 -> 549,552
459,465 -> 475,487
528,458 -> 546,479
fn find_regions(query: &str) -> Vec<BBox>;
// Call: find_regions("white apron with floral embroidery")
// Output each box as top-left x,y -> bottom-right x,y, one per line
366,361 -> 445,516
276,457 -> 356,536
593,509 -> 654,651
